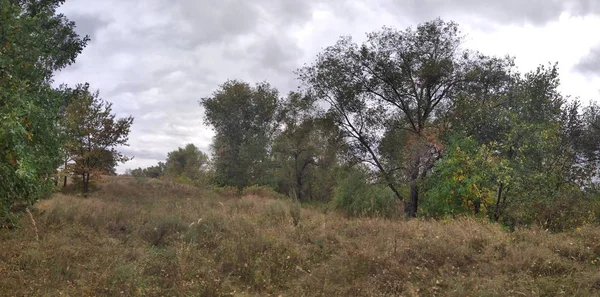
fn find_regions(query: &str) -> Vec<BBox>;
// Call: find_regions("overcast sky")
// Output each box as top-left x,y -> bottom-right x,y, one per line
54,0 -> 600,173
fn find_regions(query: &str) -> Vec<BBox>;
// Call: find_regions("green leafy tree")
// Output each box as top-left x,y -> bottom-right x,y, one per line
64,84 -> 133,195
299,19 -> 494,217
430,63 -> 600,229
272,92 -> 344,201
165,143 -> 208,180
200,80 -> 282,189
0,0 -> 88,223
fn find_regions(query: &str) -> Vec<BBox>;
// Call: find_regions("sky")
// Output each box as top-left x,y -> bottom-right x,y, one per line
54,0 -> 600,173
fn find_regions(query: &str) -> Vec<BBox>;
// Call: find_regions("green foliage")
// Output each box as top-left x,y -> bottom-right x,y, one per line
271,93 -> 343,202
332,168 -> 400,218
63,84 -> 133,195
299,18 -> 500,217
423,135 -> 507,218
200,80 -> 282,189
0,0 -> 88,224
128,162 -> 166,178
165,143 -> 208,180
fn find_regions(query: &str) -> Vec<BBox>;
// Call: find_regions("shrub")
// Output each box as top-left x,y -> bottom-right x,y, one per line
141,215 -> 187,246
289,202 -> 301,227
242,185 -> 284,199
265,200 -> 287,223
332,170 -> 400,218
213,186 -> 239,198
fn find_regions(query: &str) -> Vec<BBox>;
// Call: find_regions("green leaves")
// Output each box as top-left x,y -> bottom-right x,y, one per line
200,80 -> 283,189
62,84 -> 134,194
1,0 -> 88,225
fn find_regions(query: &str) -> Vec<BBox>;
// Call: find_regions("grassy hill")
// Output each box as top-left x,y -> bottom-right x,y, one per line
2,176 -> 600,296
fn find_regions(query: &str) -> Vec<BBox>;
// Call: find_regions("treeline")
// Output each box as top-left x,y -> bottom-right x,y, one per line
3,0 -> 600,232
1,0 -> 133,226
137,19 -> 600,231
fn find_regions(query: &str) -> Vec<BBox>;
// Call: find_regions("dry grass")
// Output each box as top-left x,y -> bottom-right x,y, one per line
2,176 -> 600,296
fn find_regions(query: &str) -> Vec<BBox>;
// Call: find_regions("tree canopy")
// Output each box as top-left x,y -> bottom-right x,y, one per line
1,0 -> 88,224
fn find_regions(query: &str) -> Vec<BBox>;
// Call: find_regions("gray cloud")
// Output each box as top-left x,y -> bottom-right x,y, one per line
575,45 -> 600,76
53,0 -> 600,173
69,13 -> 109,38
385,0 -> 600,26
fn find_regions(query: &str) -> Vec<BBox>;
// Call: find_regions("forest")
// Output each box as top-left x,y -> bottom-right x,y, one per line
129,27 -> 600,231
2,0 -> 600,232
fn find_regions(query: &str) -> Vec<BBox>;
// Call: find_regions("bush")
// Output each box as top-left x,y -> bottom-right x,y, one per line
265,200 -> 287,223
332,170 -> 401,218
289,202 -> 301,227
213,186 -> 239,198
141,215 -> 187,246
242,185 -> 284,199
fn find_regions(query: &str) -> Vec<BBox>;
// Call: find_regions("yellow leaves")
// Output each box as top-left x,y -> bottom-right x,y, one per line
7,153 -> 17,165
452,172 -> 465,182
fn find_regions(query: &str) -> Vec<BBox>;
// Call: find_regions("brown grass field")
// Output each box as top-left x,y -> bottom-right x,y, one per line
2,176 -> 600,296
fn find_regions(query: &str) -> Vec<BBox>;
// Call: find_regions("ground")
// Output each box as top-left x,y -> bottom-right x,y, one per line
2,176 -> 600,296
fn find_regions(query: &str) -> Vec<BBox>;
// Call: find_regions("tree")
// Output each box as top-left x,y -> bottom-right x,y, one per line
200,80 -> 282,189
165,143 -> 208,179
64,84 -> 133,195
299,19 -> 480,217
272,92 -> 344,201
429,63 -> 600,229
0,0 -> 88,223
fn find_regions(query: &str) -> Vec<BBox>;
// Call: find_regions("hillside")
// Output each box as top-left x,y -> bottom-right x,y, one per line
2,177 -> 600,296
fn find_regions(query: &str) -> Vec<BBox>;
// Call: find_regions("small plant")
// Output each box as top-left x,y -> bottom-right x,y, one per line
289,202 -> 301,227
332,169 -> 400,218
141,215 -> 187,246
213,186 -> 239,198
265,200 -> 287,223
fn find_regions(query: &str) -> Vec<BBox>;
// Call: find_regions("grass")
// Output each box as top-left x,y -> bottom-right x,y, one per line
2,176 -> 600,296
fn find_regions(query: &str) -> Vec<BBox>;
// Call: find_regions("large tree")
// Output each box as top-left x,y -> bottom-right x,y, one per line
200,80 -> 282,189
427,63 -> 600,230
299,19 -> 483,217
0,0 -> 88,223
64,84 -> 133,195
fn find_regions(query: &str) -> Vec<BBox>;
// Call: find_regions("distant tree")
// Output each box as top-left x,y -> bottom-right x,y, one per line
200,80 -> 282,189
0,0 -> 88,223
64,84 -> 133,196
165,144 -> 208,179
145,162 -> 167,178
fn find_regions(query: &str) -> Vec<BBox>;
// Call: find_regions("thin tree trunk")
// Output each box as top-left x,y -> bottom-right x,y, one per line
493,182 -> 504,222
83,172 -> 89,197
63,159 -> 68,187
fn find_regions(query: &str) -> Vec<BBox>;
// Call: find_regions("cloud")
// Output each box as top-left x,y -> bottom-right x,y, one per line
575,44 -> 600,76
383,0 -> 600,26
53,0 -> 600,173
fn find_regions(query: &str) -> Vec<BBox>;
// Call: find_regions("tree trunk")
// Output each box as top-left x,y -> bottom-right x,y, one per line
296,176 -> 303,202
83,172 -> 89,197
473,199 -> 481,215
63,159 -> 68,187
493,182 -> 504,222
405,180 -> 418,218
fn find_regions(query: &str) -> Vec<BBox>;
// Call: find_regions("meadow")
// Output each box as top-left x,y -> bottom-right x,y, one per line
2,176 -> 600,296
